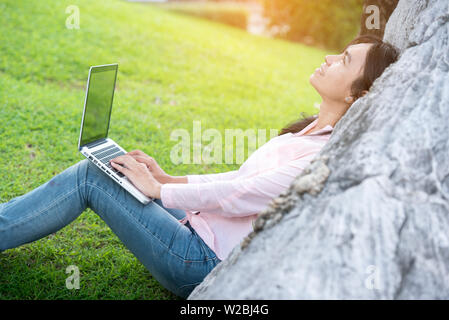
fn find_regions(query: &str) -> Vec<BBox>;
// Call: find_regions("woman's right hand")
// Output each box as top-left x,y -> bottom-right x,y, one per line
127,150 -> 172,184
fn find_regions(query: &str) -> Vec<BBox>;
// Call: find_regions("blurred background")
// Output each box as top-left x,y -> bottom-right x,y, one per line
134,0 -> 366,50
136,0 -> 397,50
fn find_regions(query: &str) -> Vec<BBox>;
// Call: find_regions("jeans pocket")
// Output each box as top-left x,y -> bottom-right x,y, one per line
197,234 -> 221,263
184,222 -> 221,264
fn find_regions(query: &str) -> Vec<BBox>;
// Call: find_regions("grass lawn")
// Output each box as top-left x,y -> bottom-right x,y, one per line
0,0 -> 327,299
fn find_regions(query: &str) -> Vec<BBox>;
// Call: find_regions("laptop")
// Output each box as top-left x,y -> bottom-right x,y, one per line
78,63 -> 152,205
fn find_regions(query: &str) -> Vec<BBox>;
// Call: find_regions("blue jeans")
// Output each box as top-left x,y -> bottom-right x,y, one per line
0,159 -> 221,298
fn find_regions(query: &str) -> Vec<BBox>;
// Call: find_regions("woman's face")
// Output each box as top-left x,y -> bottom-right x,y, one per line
310,43 -> 372,103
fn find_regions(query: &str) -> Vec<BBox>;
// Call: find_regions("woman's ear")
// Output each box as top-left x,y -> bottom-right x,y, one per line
345,90 -> 369,104
344,96 -> 354,104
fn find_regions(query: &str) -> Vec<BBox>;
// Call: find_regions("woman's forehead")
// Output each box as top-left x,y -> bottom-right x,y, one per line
347,43 -> 373,73
346,42 -> 373,54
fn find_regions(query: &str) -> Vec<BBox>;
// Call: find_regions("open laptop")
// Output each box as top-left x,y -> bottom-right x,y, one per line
78,63 -> 152,205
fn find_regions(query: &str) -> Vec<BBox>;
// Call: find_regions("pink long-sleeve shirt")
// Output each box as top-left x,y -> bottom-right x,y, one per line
161,118 -> 333,260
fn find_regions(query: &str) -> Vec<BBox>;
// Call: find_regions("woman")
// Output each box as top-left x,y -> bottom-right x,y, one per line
0,35 -> 399,298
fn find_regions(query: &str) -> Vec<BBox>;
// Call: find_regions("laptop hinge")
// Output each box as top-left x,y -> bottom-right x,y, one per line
83,138 -> 108,149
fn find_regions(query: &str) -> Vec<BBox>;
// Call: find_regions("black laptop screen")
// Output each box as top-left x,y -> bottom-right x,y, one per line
80,64 -> 117,147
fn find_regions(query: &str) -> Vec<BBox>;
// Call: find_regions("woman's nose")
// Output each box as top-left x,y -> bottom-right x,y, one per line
325,55 -> 332,66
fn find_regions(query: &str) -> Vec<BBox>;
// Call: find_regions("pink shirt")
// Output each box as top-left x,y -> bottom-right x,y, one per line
160,118 -> 333,260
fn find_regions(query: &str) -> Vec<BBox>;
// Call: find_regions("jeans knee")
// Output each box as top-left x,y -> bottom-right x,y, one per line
75,159 -> 92,181
0,224 -> 8,252
0,205 -> 8,252
77,159 -> 90,171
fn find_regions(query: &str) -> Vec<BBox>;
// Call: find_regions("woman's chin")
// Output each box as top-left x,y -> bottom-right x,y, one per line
310,69 -> 321,82
309,75 -> 322,95
309,73 -> 317,85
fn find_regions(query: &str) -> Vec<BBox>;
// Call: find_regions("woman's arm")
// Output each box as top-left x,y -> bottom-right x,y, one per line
160,153 -> 320,217
163,176 -> 187,184
185,170 -> 239,184
127,150 -> 240,185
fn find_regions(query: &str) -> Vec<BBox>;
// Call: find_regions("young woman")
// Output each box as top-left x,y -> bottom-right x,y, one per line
0,35 -> 399,298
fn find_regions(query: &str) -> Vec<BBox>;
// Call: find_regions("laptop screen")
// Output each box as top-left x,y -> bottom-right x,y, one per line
79,64 -> 118,147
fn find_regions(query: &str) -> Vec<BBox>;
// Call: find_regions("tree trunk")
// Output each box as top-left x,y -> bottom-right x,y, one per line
189,0 -> 449,299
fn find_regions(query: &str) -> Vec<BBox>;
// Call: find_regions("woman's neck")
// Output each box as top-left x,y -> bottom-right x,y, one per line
312,99 -> 348,132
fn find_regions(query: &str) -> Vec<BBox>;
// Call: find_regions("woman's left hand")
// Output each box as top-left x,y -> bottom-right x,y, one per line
110,154 -> 162,199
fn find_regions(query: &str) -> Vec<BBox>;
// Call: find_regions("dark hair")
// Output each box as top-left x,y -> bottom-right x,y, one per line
279,35 -> 400,136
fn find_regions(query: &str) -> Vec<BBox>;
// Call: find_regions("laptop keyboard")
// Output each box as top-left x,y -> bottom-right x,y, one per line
91,145 -> 126,178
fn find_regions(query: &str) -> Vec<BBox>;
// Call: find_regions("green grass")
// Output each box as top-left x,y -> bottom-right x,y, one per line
0,0 -> 327,299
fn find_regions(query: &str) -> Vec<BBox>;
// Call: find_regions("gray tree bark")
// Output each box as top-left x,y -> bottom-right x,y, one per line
189,0 -> 449,300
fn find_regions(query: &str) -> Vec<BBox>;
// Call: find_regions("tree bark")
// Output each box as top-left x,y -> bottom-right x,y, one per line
189,0 -> 449,299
